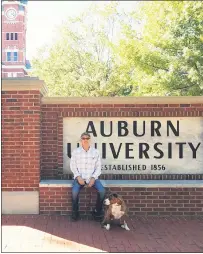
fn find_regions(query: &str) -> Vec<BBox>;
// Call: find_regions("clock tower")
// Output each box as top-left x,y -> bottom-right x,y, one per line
2,0 -> 31,78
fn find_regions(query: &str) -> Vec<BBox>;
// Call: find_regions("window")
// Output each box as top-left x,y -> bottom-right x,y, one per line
6,52 -> 18,62
19,5 -> 25,11
7,52 -> 11,61
5,33 -> 18,40
14,52 -> 18,61
8,73 -> 12,77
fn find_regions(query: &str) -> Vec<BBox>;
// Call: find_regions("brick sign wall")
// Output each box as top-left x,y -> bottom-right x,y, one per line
2,78 -> 203,216
41,98 -> 203,181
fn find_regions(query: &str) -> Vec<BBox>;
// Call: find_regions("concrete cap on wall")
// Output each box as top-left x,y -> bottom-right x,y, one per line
42,96 -> 203,104
2,77 -> 48,96
2,78 -> 203,104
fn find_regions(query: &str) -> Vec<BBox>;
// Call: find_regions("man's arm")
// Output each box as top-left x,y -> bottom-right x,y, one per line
91,151 -> 101,179
70,150 -> 81,179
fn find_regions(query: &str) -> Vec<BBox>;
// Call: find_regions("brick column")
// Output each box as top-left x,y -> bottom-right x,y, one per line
2,78 -> 48,214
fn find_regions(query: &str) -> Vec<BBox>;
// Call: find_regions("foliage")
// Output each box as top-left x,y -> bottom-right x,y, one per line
118,1 -> 203,96
31,2 -> 133,97
31,1 -> 203,96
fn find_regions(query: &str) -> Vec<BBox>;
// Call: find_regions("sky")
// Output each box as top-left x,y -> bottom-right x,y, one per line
26,1 -> 137,60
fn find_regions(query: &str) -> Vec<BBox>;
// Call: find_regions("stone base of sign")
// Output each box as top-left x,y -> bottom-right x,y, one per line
39,180 -> 203,216
2,191 -> 39,214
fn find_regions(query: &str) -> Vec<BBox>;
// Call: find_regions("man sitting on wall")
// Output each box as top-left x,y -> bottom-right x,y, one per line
70,132 -> 105,221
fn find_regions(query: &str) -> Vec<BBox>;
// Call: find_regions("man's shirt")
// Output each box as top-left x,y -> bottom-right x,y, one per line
70,146 -> 101,183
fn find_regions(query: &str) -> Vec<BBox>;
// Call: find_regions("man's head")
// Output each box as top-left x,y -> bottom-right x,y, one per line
80,132 -> 91,146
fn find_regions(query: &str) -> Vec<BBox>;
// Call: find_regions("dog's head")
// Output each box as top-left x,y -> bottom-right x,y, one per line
103,193 -> 122,206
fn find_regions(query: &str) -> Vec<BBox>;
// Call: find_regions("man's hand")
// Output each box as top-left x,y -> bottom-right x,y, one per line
88,177 -> 95,187
77,176 -> 85,185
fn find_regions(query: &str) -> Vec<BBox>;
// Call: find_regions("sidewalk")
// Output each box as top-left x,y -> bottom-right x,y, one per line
2,215 -> 203,252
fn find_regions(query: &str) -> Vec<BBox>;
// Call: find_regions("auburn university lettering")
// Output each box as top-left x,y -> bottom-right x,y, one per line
66,120 -> 201,160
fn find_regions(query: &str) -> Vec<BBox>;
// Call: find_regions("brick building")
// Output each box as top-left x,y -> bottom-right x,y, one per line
2,0 -> 31,78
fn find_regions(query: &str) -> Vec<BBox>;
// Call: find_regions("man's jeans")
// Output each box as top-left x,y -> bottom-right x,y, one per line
72,179 -> 105,214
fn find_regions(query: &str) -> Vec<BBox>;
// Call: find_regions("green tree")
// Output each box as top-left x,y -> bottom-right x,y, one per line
32,1 -> 203,97
118,1 -> 203,96
31,2 -> 133,97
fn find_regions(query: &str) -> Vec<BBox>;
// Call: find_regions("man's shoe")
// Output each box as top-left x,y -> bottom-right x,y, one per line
92,210 -> 104,221
71,211 -> 80,221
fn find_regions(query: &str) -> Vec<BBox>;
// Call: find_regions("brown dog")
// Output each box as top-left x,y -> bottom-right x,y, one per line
102,193 -> 130,231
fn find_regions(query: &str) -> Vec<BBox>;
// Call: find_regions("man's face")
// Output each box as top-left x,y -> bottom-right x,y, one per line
81,135 -> 91,146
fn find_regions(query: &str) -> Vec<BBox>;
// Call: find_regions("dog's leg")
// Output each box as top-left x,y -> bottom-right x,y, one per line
101,209 -> 111,230
101,217 -> 107,227
102,218 -> 111,230
103,216 -> 111,230
121,220 -> 130,231
103,223 -> 111,230
120,215 -> 130,230
119,215 -> 125,227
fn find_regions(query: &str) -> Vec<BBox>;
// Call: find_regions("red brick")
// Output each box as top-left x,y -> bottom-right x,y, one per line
152,191 -> 165,195
190,191 -> 203,195
191,104 -> 202,107
140,191 -> 152,195
153,200 -> 165,203
178,208 -> 190,211
153,208 -> 165,211
170,204 -> 183,208
184,212 -> 196,215
147,196 -> 159,199
190,208 -> 202,211
178,191 -> 190,195
146,188 -> 159,191
165,208 -> 177,211
196,204 -> 203,207
147,204 -> 159,208
141,199 -> 153,204
142,208 -> 153,211
190,200 -> 201,204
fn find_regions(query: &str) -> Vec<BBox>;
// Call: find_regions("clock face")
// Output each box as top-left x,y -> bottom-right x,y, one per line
6,8 -> 17,20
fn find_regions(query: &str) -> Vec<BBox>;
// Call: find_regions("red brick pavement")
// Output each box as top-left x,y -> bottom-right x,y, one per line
2,215 -> 203,252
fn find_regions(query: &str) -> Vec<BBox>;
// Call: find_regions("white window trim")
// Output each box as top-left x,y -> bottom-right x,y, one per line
3,21 -> 20,24
3,1 -> 19,4
2,65 -> 26,69
2,32 -> 23,33
4,49 -> 19,52
4,2 -> 26,6
2,71 -> 24,74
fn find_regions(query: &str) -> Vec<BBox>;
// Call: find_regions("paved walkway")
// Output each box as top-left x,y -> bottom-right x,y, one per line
2,215 -> 203,252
